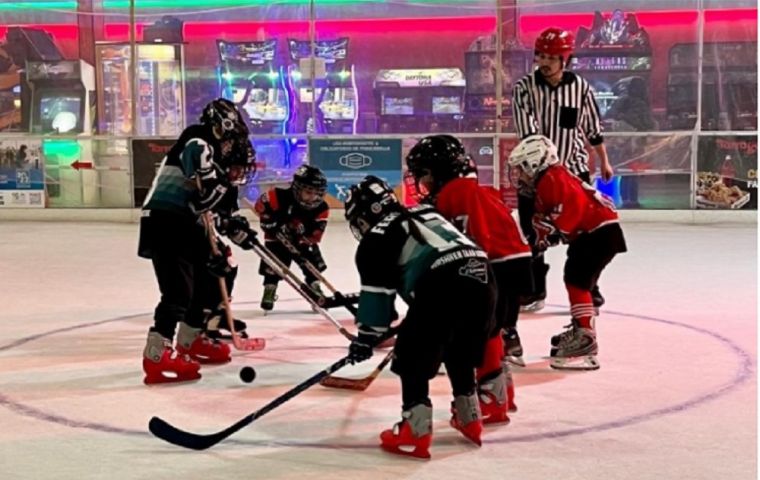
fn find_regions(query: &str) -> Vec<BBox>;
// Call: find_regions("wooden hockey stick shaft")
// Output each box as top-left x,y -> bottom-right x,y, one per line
319,349 -> 394,391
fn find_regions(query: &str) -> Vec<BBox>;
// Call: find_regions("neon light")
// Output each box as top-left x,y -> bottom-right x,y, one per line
102,0 -> 462,8
0,2 -> 76,10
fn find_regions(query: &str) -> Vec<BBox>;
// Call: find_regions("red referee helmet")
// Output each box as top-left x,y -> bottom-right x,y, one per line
535,27 -> 575,59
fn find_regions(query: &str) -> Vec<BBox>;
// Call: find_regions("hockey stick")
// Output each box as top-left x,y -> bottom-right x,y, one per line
318,349 -> 394,391
248,236 -> 355,342
274,232 -> 359,316
201,213 -> 266,351
149,355 -> 353,450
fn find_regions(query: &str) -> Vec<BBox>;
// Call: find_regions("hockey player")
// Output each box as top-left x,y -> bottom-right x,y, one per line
507,135 -> 627,370
345,175 -> 497,459
406,135 -> 531,414
138,98 -> 258,384
253,164 -> 329,311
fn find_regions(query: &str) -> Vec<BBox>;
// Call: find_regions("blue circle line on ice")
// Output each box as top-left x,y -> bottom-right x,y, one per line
0,306 -> 753,447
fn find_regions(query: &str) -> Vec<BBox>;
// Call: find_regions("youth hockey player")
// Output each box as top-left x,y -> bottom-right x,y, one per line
406,134 -> 533,372
507,135 -> 627,370
253,164 -> 329,311
345,175 -> 498,458
138,98 -> 258,384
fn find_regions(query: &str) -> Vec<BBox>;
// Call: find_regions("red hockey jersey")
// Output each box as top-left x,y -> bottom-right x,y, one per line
534,165 -> 619,241
435,177 -> 531,262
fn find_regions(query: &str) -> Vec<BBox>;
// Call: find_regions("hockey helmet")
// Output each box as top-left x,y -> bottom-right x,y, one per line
224,138 -> 257,185
507,135 -> 559,191
535,27 -> 575,62
292,164 -> 327,209
405,135 -> 477,199
200,98 -> 249,143
344,175 -> 400,240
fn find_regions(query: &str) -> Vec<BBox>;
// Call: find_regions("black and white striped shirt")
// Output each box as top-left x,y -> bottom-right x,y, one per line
512,70 -> 604,176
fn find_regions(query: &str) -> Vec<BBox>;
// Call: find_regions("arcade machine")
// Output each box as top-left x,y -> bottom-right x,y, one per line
22,60 -> 95,134
287,38 -> 358,134
572,9 -> 653,119
464,35 -> 531,132
95,42 -> 185,136
217,39 -> 289,134
374,68 -> 466,133
667,42 -> 757,131
2,27 -> 67,131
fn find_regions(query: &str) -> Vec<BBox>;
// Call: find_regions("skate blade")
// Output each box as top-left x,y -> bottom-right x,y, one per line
380,443 -> 431,460
505,355 -> 526,367
143,371 -> 201,385
233,337 -> 266,351
550,355 -> 600,371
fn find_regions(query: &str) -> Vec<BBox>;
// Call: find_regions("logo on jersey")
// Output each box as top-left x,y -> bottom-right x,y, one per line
458,258 -> 488,284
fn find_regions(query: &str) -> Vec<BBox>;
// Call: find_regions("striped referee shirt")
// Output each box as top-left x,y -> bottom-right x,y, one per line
512,70 -> 604,176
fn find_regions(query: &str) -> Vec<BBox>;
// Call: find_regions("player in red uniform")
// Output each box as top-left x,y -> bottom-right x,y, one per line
507,135 -> 627,370
406,134 -> 532,417
253,165 -> 329,311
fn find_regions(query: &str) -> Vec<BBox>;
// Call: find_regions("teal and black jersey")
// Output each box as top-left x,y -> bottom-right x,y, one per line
142,125 -> 222,216
355,204 -> 488,330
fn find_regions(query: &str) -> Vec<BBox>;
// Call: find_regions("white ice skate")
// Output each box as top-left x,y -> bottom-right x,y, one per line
549,320 -> 599,371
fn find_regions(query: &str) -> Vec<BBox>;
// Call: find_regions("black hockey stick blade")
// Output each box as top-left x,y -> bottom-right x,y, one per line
149,356 -> 353,450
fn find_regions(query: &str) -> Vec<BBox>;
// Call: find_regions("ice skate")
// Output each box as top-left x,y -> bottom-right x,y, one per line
502,327 -> 526,367
380,403 -> 433,459
477,370 -> 511,425
176,322 -> 231,364
502,361 -> 517,412
260,284 -> 278,313
550,320 -> 599,371
520,296 -> 545,313
449,393 -> 483,446
142,330 -> 200,385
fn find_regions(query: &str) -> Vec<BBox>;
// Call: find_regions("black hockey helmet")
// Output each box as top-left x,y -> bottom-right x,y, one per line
405,135 -> 477,198
200,98 -> 249,143
292,164 -> 327,209
344,175 -> 400,240
224,138 -> 257,185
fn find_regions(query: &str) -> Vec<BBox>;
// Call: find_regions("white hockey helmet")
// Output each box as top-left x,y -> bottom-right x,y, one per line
507,135 -> 559,190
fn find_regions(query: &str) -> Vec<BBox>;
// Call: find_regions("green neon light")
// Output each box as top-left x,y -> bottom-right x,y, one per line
0,1 -> 77,10
102,0 -> 456,8
43,140 -> 81,161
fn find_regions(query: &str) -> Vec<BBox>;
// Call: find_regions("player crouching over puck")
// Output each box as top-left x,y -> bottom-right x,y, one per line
507,135 -> 627,370
345,176 -> 500,459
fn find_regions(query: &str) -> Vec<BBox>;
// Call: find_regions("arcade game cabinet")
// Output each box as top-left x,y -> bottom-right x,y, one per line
572,10 -> 653,120
95,42 -> 185,136
217,39 -> 289,134
287,38 -> 358,134
464,35 -> 531,132
374,68 -> 466,133
667,42 -> 757,131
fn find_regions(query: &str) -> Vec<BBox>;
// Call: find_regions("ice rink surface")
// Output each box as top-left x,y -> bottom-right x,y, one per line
0,219 -> 756,480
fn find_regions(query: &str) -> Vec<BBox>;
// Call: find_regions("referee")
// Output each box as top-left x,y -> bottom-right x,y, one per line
511,27 -> 613,312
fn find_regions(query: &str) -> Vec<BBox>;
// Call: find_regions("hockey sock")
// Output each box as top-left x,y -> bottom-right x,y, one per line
567,284 -> 595,329
401,375 -> 431,409
476,335 -> 504,380
445,360 -> 477,397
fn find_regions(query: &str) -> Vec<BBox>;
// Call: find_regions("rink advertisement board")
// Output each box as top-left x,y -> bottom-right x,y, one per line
0,140 -> 45,208
131,139 -> 175,207
696,135 -> 757,210
308,138 -> 402,208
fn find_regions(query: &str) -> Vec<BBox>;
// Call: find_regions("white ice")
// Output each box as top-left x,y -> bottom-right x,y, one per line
0,219 -> 756,480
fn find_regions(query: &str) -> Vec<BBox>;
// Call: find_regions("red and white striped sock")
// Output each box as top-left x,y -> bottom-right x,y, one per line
567,284 -> 596,330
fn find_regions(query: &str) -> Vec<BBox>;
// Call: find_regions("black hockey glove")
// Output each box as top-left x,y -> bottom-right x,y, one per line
224,216 -> 257,250
348,324 -> 386,364
207,253 -> 234,278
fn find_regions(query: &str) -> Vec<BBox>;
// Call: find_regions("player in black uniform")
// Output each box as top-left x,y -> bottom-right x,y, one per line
345,176 -> 497,459
253,164 -> 330,311
138,98 -> 258,384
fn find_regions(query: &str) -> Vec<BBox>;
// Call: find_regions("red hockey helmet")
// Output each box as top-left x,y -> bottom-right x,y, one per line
535,27 -> 575,58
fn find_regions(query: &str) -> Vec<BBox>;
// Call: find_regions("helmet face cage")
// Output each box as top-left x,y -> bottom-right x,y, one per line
226,139 -> 256,185
292,165 -> 327,210
507,136 -> 559,191
344,176 -> 398,240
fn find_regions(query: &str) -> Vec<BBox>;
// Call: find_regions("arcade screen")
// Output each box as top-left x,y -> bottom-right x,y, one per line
382,97 -> 414,115
40,95 -> 81,133
432,96 -> 462,115
289,38 -> 348,63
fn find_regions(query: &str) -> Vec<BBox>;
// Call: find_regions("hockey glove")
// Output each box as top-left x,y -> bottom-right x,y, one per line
532,215 -> 561,252
207,253 -> 234,278
224,216 -> 257,250
348,324 -> 387,364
